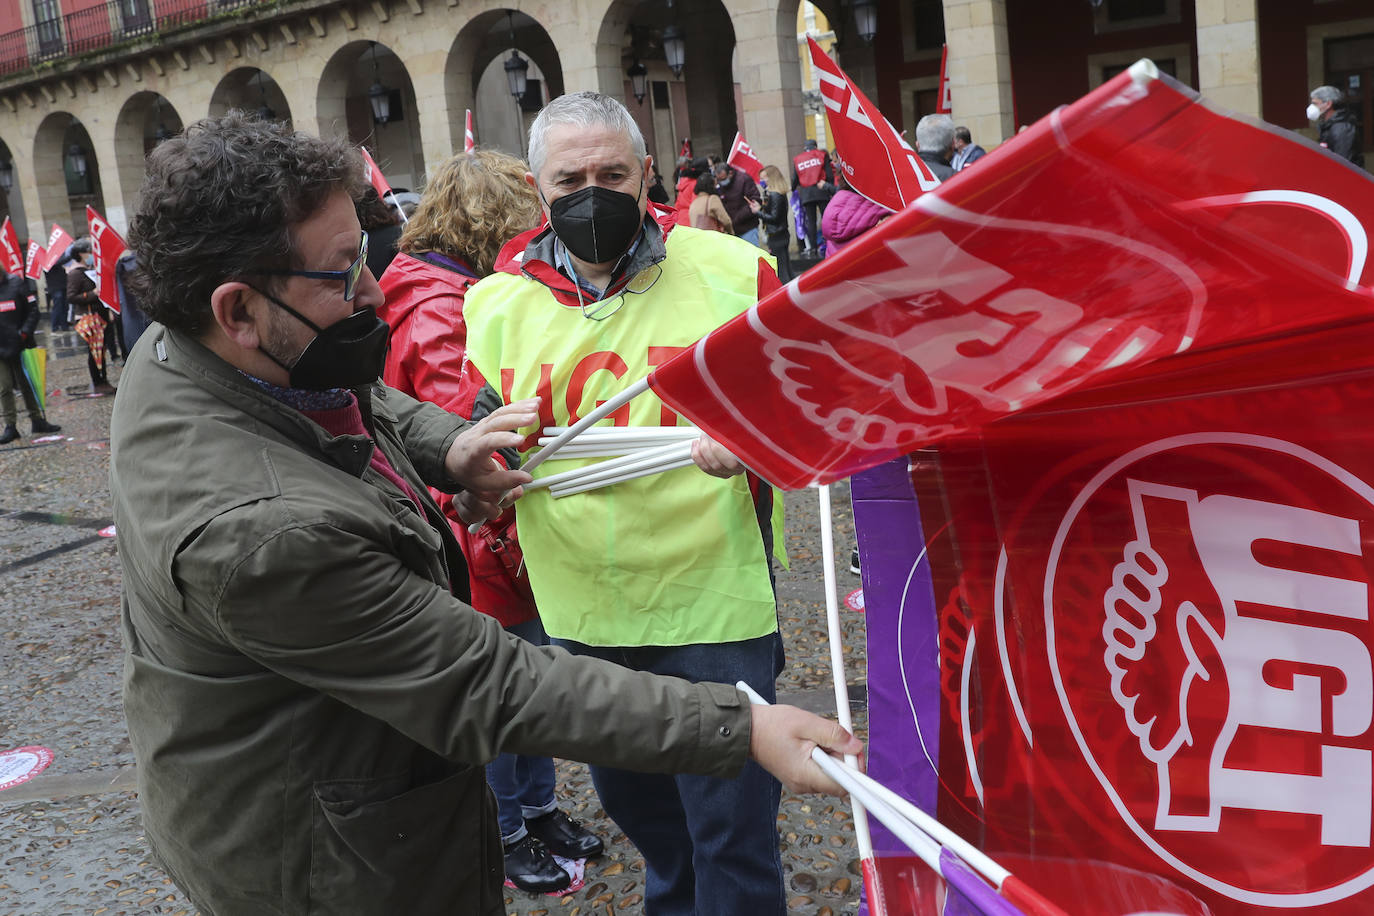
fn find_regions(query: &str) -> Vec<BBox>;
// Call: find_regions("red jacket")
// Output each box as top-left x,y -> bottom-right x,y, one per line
377,251 -> 537,627
672,176 -> 696,227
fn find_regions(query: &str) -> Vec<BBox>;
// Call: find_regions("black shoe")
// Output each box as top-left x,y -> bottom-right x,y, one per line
0,424 -> 18,444
31,418 -> 61,434
850,548 -> 861,576
503,835 -> 570,894
524,809 -> 604,859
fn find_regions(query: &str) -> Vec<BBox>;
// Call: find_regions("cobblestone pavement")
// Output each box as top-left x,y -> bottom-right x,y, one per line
0,322 -> 869,916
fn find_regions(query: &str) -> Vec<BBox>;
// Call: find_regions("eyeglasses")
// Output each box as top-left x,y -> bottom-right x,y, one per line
247,231 -> 370,301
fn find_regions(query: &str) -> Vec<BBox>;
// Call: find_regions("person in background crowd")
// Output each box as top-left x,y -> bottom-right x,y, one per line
757,164 -> 793,283
45,244 -> 72,331
951,126 -> 987,171
821,172 -> 892,257
1309,85 -> 1365,168
791,139 -> 834,253
67,238 -> 115,395
112,111 -> 857,916
116,250 -> 153,355
688,171 -> 732,233
459,91 -> 796,916
672,156 -> 709,227
916,114 -> 957,182
0,264 -> 60,444
357,186 -> 404,280
376,148 -> 604,896
712,161 -> 763,246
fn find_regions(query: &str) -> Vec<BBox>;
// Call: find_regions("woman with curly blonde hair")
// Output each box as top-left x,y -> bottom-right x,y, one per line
376,148 -> 604,896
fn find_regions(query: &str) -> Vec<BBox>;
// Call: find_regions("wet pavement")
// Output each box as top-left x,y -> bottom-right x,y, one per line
0,321 -> 869,916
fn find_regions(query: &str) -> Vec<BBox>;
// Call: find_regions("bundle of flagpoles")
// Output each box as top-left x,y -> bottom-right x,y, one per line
526,425 -> 699,498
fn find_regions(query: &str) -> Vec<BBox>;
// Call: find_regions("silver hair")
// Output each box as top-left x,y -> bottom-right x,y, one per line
527,91 -> 647,180
916,114 -> 955,154
1311,85 -> 1344,106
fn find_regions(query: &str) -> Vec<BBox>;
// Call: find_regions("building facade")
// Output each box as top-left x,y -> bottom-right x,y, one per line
0,0 -> 1367,246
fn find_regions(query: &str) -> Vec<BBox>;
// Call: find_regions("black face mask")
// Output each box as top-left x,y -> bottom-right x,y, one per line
546,183 -> 644,265
254,288 -> 390,391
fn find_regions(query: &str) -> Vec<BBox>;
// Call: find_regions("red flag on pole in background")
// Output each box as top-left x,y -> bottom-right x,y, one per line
24,241 -> 45,280
679,138 -> 692,160
0,217 -> 23,275
726,131 -> 763,182
42,224 -> 74,272
87,205 -> 127,314
645,61 -> 1374,490
808,36 -> 941,212
464,109 -> 476,153
359,147 -> 392,198
937,44 -> 952,114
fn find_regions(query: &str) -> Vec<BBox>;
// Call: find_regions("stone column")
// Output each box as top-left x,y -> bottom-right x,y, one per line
1196,0 -> 1261,118
942,0 -> 1014,147
730,0 -> 805,180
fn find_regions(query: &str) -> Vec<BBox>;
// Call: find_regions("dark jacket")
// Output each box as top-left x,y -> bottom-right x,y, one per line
110,326 -> 753,915
0,273 -> 38,360
758,189 -> 790,240
66,261 -> 100,315
714,165 -> 762,237
1320,108 -> 1365,168
918,149 -> 957,182
116,251 -> 152,353
366,222 -> 404,282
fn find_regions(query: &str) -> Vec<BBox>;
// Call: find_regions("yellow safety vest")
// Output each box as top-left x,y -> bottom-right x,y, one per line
464,227 -> 784,646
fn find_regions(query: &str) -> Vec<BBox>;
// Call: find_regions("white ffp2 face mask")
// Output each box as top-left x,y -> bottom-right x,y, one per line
1307,103 -> 1322,121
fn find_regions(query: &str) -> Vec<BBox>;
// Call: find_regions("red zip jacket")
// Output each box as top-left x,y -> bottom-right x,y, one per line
377,250 -> 536,627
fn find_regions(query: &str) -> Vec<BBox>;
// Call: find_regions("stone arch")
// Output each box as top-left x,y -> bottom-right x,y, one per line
33,111 -> 105,235
317,40 -> 425,192
209,67 -> 292,127
596,0 -> 738,165
113,91 -> 185,221
0,137 -> 31,246
447,8 -> 565,159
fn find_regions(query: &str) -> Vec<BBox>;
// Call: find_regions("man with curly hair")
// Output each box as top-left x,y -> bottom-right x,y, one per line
109,112 -> 859,916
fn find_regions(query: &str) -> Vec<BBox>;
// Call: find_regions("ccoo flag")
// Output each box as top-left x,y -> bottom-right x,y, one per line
87,206 -> 127,314
359,147 -> 392,198
646,61 -> 1374,490
726,131 -> 763,182
42,224 -> 74,272
0,217 -> 23,275
808,36 -> 940,212
24,241 -> 45,280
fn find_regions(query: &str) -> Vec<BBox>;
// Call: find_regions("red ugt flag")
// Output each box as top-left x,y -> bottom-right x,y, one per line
24,241 -> 45,280
42,224 -> 74,272
87,206 -> 127,314
647,61 -> 1374,490
726,131 -> 763,182
359,147 -> 392,198
809,36 -> 940,212
464,109 -> 476,153
0,217 -> 23,275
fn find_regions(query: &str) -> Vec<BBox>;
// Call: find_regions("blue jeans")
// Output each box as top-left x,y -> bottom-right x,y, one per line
739,227 -> 760,248
485,618 -> 557,842
48,289 -> 68,331
554,632 -> 786,916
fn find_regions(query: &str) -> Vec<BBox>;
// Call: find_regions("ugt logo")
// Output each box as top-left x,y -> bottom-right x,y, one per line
1046,433 -> 1374,908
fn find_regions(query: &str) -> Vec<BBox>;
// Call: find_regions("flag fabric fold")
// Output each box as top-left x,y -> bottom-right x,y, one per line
42,224 -> 74,272
807,35 -> 941,212
464,109 -> 475,153
87,206 -> 127,314
646,61 -> 1374,491
726,131 -> 763,182
24,241 -> 45,280
359,147 -> 392,198
0,217 -> 23,275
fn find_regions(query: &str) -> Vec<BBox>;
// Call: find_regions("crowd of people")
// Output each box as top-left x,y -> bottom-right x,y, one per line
5,72 -> 1366,916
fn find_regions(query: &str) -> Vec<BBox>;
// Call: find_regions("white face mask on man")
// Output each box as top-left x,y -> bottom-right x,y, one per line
1307,102 -> 1323,121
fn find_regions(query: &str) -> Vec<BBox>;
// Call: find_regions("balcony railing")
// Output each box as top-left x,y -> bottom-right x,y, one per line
0,0 -> 263,77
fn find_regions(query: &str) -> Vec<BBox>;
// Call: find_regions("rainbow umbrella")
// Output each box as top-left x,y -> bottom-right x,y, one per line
19,347 -> 45,413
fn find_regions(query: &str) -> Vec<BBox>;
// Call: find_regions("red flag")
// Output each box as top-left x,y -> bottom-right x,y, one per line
726,131 -> 763,182
24,241 -> 45,280
464,109 -> 475,153
679,138 -> 692,160
646,61 -> 1374,490
808,36 -> 940,212
359,147 -> 392,198
937,44 -> 952,114
0,217 -> 22,275
42,224 -> 74,272
87,205 -> 127,314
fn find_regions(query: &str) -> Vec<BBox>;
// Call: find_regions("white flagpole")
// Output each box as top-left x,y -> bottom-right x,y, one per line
817,484 -> 875,861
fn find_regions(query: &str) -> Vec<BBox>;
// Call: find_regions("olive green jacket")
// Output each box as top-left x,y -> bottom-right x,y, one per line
110,326 -> 753,916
